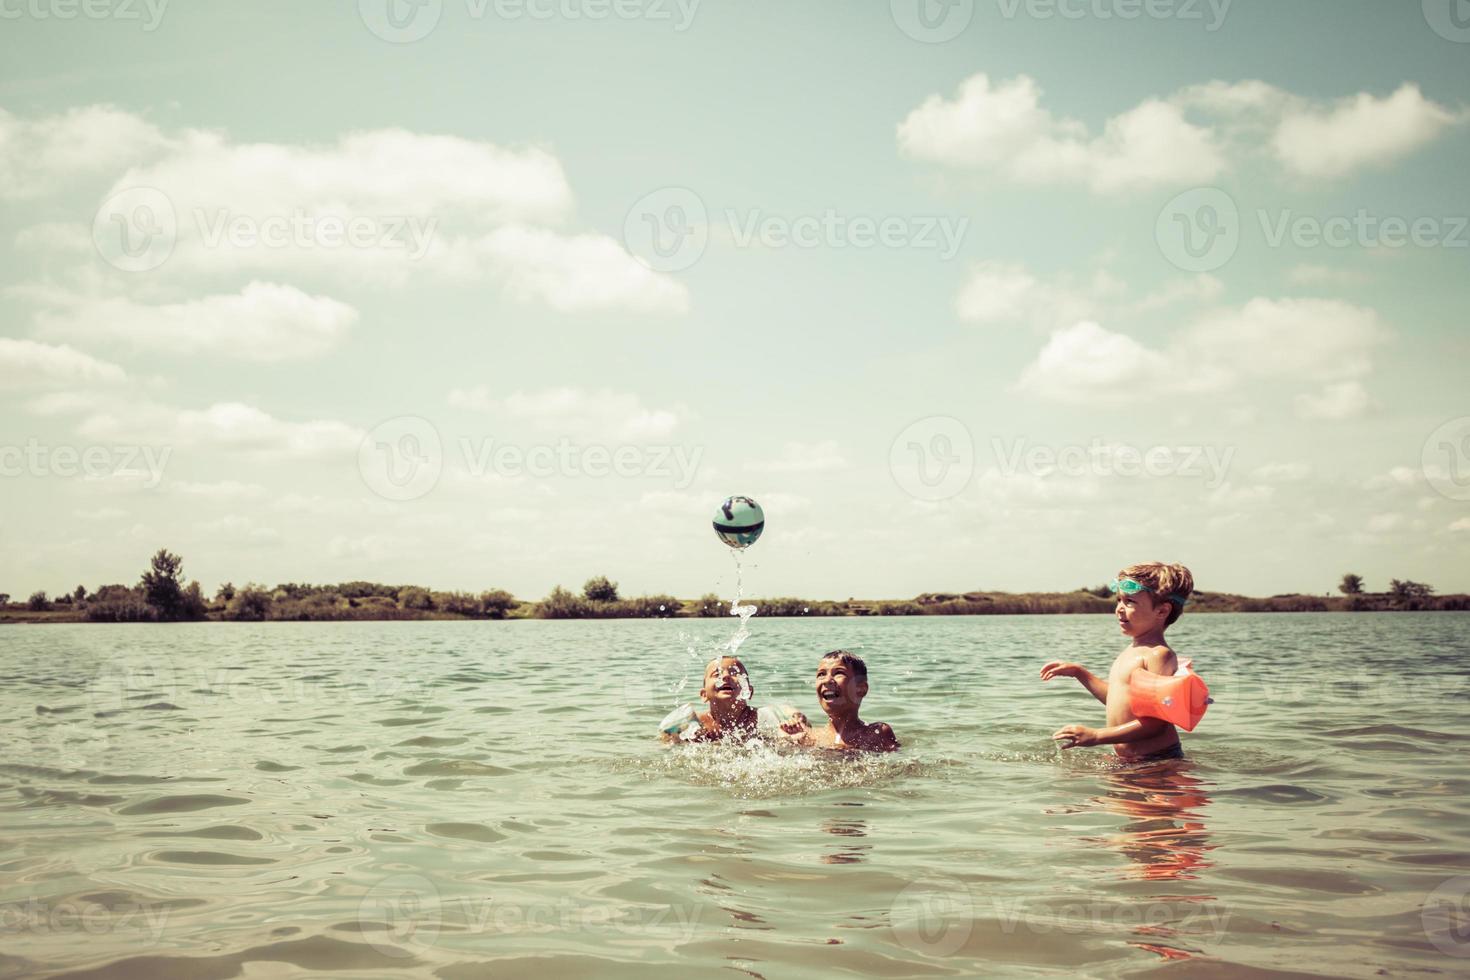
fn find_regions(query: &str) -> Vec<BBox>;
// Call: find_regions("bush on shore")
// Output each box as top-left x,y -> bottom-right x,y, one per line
535,586 -> 684,619
85,585 -> 157,623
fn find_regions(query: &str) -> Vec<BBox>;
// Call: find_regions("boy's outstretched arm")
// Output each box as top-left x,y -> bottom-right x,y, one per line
1053,717 -> 1171,748
1040,661 -> 1108,704
1053,648 -> 1177,748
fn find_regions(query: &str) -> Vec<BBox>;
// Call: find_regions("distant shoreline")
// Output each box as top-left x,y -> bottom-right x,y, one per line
4,589 -> 1466,624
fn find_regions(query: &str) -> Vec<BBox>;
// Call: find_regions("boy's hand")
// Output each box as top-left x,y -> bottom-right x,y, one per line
1040,661 -> 1083,681
1052,724 -> 1099,748
779,713 -> 811,737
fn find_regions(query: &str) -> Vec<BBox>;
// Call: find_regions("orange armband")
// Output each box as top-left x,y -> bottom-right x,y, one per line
1128,658 -> 1211,731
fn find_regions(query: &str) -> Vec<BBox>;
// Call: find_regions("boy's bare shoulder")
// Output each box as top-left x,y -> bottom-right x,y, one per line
1140,644 -> 1178,672
1114,644 -> 1178,675
866,722 -> 899,752
1113,645 -> 1149,670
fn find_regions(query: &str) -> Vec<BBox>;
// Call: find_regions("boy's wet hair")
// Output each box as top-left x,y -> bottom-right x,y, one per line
820,650 -> 867,680
705,656 -> 748,674
1119,561 -> 1195,627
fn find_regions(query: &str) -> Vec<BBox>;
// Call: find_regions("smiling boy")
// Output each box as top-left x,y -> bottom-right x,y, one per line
785,651 -> 898,753
1041,562 -> 1195,762
659,656 -> 758,742
659,656 -> 800,743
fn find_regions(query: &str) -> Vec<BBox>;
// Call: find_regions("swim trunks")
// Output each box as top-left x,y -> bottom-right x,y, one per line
1135,743 -> 1185,762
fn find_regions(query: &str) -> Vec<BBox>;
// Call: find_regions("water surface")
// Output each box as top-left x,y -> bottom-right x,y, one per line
3,614 -> 1469,978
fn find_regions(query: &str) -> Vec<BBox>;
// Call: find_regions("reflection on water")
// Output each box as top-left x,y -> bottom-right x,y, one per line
1097,763 -> 1216,882
0,614 -> 1468,979
1096,763 -> 1219,963
819,810 -> 869,865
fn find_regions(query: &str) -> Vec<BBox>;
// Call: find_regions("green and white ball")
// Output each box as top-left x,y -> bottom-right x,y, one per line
713,495 -> 764,549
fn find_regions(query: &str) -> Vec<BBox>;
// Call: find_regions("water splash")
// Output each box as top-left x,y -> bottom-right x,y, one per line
632,738 -> 926,799
659,551 -> 760,716
726,549 -> 758,661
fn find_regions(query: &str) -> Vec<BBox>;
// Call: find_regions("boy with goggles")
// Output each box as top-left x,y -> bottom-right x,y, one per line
1041,562 -> 1195,762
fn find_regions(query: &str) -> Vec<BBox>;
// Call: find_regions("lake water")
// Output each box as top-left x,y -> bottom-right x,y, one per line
3,613 -> 1470,978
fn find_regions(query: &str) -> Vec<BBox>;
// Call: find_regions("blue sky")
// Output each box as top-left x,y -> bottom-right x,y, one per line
2,0 -> 1468,600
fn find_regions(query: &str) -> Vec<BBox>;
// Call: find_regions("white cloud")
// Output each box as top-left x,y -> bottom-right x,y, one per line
108,124 -> 576,289
0,338 -> 126,389
1188,80 -> 1462,178
1365,466 -> 1426,492
900,77 -> 1461,191
898,74 -> 1059,169
1015,321 -> 1171,405
750,441 -> 849,473
450,385 -> 681,441
1174,79 -> 1293,118
1208,483 -> 1275,507
0,105 -> 165,200
898,74 -> 1223,192
167,403 -> 361,457
121,123 -> 571,228
7,105 -> 683,316
1295,381 -> 1370,421
44,394 -> 362,459
955,260 -> 1218,330
453,226 -> 689,315
34,282 -> 356,361
82,467 -> 161,489
1016,298 -> 1386,413
1273,84 -> 1461,179
955,262 -> 1038,324
1179,298 -> 1386,384
1450,518 -> 1470,533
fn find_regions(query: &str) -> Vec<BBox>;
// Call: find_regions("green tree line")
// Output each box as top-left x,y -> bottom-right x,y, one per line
3,554 -> 1465,622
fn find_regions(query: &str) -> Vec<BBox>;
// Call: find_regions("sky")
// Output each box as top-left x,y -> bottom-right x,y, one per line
1,0 -> 1468,601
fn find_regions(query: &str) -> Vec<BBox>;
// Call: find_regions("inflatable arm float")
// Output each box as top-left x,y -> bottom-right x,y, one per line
1128,658 -> 1212,732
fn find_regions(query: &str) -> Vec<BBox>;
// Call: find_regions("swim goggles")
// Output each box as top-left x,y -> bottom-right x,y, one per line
1108,577 -> 1189,608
